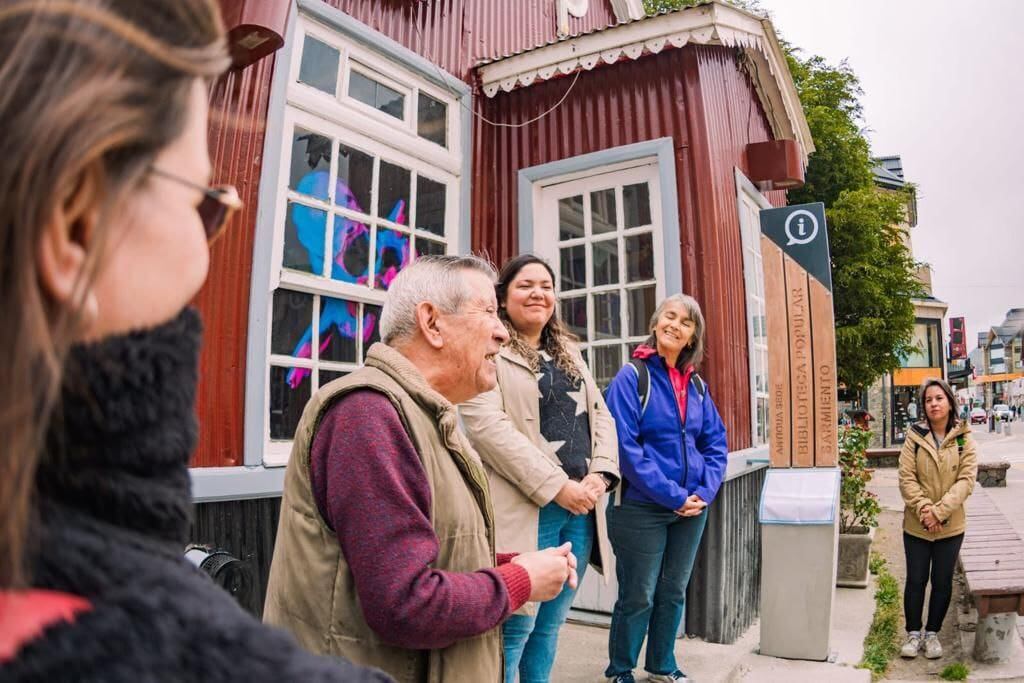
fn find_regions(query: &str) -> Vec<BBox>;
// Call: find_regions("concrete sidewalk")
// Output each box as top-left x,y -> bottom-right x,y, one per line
551,584 -> 874,682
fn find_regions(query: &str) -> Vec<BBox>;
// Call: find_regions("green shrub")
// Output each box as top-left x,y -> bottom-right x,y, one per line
868,551 -> 885,576
839,426 -> 881,533
940,662 -> 969,681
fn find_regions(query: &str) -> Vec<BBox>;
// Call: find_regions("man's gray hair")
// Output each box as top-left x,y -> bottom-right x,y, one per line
380,255 -> 497,344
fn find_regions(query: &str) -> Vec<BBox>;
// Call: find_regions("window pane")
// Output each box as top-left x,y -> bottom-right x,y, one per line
331,216 -> 370,284
627,286 -> 656,337
624,233 -> 655,282
416,176 -> 446,236
269,366 -> 311,440
298,35 -> 339,96
592,239 -> 619,287
271,289 -> 313,357
289,129 -> 331,200
336,145 -> 373,215
320,297 -> 358,363
379,161 -> 410,226
319,370 -> 348,387
363,304 -> 383,359
623,182 -> 651,228
559,195 -> 584,241
418,92 -> 447,147
415,237 -> 446,258
560,296 -> 588,341
375,227 -> 411,289
593,292 -> 621,340
284,201 -> 326,275
591,188 -> 617,234
348,70 -> 404,120
560,244 -> 586,291
593,345 -> 623,388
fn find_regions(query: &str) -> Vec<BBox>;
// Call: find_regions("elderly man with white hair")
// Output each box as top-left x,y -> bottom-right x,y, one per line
264,255 -> 577,683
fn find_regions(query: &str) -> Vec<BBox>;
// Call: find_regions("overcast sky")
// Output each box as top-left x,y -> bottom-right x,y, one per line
760,0 -> 1024,350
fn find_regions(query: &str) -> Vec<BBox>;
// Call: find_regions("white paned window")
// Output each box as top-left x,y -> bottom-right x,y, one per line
736,170 -> 770,447
535,162 -> 666,387
264,14 -> 462,465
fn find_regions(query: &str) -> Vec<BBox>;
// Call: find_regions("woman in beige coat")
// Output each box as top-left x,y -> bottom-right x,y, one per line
461,254 -> 619,683
898,378 -> 977,661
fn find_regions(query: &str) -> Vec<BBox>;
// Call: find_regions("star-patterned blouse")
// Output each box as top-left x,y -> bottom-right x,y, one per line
537,351 -> 592,481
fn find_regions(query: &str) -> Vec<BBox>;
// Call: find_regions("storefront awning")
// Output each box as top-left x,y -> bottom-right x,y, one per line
892,368 -> 943,387
974,371 -> 1024,384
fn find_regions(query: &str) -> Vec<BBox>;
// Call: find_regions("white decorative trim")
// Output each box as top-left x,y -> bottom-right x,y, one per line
477,1 -> 813,164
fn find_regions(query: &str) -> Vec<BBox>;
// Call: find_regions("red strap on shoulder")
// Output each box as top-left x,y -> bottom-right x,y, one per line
0,589 -> 92,662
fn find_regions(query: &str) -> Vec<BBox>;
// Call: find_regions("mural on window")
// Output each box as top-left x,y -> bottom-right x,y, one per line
555,181 -> 657,388
286,127 -> 446,290
269,288 -> 383,440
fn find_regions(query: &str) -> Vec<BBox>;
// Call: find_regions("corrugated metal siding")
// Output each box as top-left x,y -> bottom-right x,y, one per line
473,45 -> 786,447
685,465 -> 767,643
320,0 -> 618,81
190,497 -> 282,618
192,56 -> 275,468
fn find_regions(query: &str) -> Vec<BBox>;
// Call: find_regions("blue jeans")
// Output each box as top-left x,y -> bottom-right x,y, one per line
503,502 -> 595,682
604,501 -> 708,677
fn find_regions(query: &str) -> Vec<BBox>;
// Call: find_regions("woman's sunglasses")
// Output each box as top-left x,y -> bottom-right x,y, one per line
150,166 -> 243,243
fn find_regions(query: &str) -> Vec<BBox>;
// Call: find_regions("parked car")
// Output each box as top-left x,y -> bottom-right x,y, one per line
970,407 -> 987,425
993,404 -> 1012,421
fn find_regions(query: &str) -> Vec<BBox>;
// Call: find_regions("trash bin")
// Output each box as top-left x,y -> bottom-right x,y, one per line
758,468 -> 841,661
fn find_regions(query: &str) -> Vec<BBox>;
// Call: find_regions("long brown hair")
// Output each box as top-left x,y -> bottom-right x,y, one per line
0,0 -> 228,588
495,254 -> 582,383
918,377 -> 958,434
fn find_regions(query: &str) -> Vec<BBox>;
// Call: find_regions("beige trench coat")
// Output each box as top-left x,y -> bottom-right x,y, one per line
898,421 -> 978,541
460,345 -> 619,612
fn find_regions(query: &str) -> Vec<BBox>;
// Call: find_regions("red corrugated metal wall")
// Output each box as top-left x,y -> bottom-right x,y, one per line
191,56 -> 275,467
320,0 -> 618,81
473,45 -> 786,450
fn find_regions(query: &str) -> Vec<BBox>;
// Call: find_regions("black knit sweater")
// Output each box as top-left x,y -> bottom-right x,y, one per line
1,309 -> 391,682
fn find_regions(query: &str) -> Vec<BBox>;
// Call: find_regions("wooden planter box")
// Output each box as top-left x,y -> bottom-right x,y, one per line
837,526 -> 875,588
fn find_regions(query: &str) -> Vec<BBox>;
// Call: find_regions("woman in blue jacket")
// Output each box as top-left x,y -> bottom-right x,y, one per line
602,294 -> 729,683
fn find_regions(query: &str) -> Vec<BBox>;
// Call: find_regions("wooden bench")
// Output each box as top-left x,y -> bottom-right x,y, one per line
960,488 -> 1024,662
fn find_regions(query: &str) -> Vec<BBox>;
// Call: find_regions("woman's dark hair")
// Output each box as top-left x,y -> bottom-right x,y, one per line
495,254 -> 581,382
0,0 -> 229,588
919,377 -> 958,433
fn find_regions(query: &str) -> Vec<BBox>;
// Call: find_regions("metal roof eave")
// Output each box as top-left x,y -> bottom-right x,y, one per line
475,0 -> 814,164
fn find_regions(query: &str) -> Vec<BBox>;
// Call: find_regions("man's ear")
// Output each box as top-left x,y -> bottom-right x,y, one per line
415,301 -> 444,350
36,168 -> 101,321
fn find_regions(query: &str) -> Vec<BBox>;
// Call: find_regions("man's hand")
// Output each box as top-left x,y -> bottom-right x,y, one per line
581,473 -> 608,499
675,494 -> 707,517
554,480 -> 597,515
920,506 -> 941,533
511,542 -> 578,602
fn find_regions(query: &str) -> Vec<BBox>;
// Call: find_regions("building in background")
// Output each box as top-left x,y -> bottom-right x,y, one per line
973,309 -> 1024,410
861,155 -> 947,447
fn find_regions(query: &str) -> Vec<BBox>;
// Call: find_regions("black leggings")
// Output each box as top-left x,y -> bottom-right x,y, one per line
903,532 -> 964,633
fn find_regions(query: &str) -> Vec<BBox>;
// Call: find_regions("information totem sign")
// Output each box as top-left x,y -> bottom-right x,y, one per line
758,202 -> 838,468
757,202 -> 840,662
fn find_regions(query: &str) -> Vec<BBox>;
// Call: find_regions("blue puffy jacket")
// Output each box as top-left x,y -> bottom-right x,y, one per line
605,353 -> 729,510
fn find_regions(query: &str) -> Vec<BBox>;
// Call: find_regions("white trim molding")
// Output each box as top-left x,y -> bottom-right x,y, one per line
477,0 -> 812,164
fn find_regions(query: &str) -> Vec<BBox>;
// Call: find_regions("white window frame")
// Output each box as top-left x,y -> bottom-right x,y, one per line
260,10 -> 464,467
533,160 -> 667,384
735,169 -> 771,448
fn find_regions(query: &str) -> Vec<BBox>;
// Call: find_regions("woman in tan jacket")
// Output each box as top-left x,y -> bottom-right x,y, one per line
461,254 -> 619,683
898,378 -> 978,660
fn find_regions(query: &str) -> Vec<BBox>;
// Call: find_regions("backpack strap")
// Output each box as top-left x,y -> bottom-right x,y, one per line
956,434 -> 965,455
626,358 -> 651,417
692,373 -> 707,400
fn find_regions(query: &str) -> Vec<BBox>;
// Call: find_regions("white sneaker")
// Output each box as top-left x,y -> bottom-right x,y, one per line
924,632 -> 943,659
900,632 -> 922,658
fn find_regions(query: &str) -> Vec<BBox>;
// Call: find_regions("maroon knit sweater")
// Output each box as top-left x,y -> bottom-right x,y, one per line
310,389 -> 532,650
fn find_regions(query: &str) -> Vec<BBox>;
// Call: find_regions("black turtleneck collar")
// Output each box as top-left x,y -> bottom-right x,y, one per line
36,307 -> 203,547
